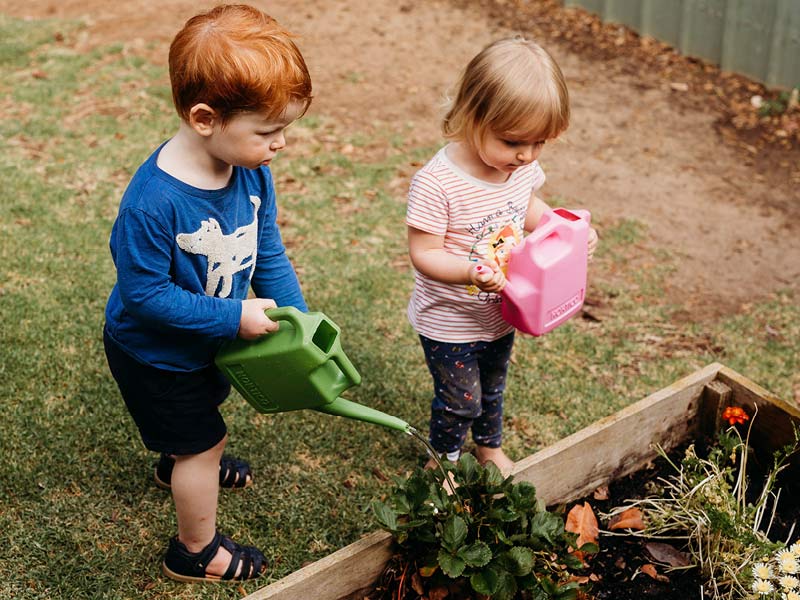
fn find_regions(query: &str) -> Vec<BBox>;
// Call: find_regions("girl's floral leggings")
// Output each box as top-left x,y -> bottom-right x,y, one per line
418,332 -> 515,456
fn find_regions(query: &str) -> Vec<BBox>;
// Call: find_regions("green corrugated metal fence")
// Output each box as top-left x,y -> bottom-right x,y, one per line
564,0 -> 800,89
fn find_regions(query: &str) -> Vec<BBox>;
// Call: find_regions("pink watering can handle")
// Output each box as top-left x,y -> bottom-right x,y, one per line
554,207 -> 591,225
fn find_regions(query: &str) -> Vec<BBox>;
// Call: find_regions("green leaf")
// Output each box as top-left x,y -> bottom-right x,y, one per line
488,506 -> 520,522
458,452 -> 481,486
530,511 -> 564,545
437,549 -> 466,578
509,481 -> 538,510
393,493 -> 411,514
561,552 -> 585,570
555,581 -> 580,600
495,527 -> 511,545
494,569 -> 518,600
457,541 -> 492,567
441,515 -> 467,552
502,546 -> 534,576
578,541 -> 599,554
413,527 -> 438,544
517,572 -> 538,590
406,471 -> 431,508
403,518 -> 430,529
428,482 -> 449,511
371,501 -> 398,531
470,565 -> 499,595
529,587 -> 550,600
539,576 -> 558,594
484,461 -> 505,488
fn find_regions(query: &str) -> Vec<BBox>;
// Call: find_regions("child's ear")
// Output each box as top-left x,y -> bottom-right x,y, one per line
188,103 -> 218,136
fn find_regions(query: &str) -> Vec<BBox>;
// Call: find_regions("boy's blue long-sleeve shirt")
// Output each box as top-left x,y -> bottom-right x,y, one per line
105,144 -> 306,372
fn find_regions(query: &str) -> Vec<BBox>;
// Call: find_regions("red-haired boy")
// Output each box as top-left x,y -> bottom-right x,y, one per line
103,4 -> 312,582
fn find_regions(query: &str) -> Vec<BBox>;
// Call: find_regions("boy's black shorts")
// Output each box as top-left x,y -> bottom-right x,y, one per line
103,328 -> 229,455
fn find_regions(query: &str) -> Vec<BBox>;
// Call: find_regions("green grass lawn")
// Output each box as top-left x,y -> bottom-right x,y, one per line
1,15 -> 798,600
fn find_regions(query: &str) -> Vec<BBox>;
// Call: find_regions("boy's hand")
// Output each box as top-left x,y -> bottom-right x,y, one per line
238,298 -> 280,340
469,261 -> 506,293
587,227 -> 599,261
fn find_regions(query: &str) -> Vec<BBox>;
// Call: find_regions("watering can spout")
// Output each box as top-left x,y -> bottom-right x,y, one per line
315,397 -> 411,433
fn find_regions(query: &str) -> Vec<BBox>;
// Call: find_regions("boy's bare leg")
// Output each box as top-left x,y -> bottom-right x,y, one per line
474,445 -> 515,477
171,435 -> 242,578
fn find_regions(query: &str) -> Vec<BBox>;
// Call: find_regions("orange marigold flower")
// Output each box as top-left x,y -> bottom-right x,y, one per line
722,406 -> 750,425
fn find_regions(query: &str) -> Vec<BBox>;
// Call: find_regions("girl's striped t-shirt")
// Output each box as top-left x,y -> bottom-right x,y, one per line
406,145 -> 545,342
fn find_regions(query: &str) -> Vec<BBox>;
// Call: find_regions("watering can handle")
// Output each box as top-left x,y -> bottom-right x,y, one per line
265,306 -> 362,386
264,306 -> 303,338
332,355 -> 362,387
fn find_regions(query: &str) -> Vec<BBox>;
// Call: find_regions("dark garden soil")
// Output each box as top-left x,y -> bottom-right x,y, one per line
571,444 -> 704,600
570,436 -> 800,600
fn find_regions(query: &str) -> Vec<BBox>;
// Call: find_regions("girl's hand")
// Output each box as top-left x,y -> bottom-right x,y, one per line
469,261 -> 506,293
587,227 -> 599,261
238,298 -> 279,340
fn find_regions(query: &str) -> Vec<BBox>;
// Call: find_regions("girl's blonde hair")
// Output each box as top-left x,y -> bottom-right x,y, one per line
442,36 -> 569,145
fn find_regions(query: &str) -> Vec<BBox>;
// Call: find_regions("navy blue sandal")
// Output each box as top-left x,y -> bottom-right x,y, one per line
154,453 -> 253,490
162,530 -> 266,583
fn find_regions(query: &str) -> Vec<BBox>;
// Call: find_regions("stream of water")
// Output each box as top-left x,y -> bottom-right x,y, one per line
406,425 -> 462,504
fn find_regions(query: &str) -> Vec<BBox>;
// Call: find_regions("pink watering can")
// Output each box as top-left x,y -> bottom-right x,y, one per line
500,207 -> 591,336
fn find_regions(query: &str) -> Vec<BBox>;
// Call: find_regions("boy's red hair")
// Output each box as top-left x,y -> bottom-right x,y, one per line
169,4 -> 312,124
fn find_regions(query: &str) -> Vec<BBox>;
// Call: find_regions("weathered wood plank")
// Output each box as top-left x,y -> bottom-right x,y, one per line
511,362 -> 724,505
700,378 -> 733,434
244,530 -> 393,600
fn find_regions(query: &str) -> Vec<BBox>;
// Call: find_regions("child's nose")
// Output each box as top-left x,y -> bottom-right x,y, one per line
270,134 -> 286,151
516,146 -> 534,163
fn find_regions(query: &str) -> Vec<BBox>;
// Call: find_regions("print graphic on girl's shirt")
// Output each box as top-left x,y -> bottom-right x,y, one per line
466,201 -> 525,264
176,195 -> 261,298
465,202 -> 525,301
487,224 -> 521,273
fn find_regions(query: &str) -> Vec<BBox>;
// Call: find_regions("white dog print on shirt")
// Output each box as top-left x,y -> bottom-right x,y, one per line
176,195 -> 261,298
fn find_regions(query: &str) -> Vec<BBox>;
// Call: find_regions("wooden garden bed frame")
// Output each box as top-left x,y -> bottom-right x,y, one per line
245,362 -> 800,600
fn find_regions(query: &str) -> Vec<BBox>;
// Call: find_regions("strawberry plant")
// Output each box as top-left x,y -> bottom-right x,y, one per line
371,453 -> 595,599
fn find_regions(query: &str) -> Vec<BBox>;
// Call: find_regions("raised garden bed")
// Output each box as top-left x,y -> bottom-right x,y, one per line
244,362 -> 800,600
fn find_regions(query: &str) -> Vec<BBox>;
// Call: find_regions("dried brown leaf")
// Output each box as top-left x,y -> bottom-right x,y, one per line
419,564 -> 438,577
411,572 -> 425,595
593,485 -> 609,500
640,563 -> 670,582
566,502 -> 599,548
429,585 -> 449,600
608,507 -> 646,531
644,542 -> 690,567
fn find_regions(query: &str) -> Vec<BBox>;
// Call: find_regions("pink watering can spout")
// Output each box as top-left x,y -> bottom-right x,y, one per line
501,208 -> 591,336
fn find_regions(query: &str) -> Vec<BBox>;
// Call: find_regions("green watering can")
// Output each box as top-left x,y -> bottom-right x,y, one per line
215,306 -> 410,433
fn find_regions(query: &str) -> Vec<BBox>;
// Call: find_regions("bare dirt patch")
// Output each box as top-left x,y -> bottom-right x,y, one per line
4,0 -> 798,321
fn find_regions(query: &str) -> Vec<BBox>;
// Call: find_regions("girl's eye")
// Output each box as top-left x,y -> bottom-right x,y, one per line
503,139 -> 546,147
